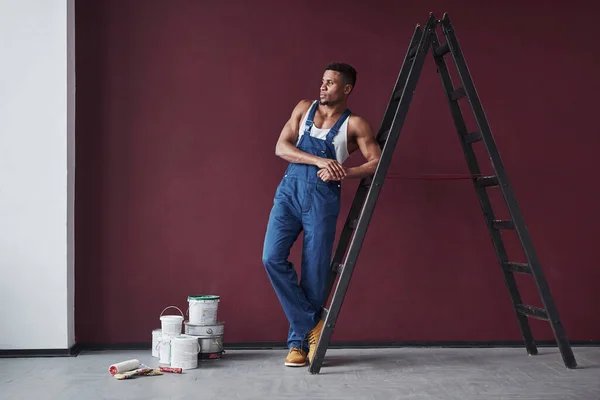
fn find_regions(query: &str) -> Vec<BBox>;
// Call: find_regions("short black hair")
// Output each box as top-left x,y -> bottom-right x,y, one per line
325,62 -> 357,87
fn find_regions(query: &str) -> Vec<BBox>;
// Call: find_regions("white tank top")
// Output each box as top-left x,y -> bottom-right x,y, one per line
297,101 -> 350,164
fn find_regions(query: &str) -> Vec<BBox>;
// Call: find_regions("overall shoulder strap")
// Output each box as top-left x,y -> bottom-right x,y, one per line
326,108 -> 351,143
303,101 -> 319,133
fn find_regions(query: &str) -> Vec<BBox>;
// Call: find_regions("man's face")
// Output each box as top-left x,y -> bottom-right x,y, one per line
319,70 -> 350,106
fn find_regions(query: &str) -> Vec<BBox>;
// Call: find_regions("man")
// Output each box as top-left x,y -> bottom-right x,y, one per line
262,62 -> 381,367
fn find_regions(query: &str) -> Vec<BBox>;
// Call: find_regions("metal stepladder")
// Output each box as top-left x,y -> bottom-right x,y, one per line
308,12 -> 577,374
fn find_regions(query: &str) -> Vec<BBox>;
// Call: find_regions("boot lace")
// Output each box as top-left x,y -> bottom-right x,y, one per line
308,330 -> 318,346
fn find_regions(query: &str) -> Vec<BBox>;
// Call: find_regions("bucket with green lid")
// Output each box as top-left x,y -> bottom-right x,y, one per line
187,295 -> 220,325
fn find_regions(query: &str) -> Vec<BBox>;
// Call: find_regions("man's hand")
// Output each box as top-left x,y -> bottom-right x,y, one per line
318,168 -> 335,182
316,158 -> 346,181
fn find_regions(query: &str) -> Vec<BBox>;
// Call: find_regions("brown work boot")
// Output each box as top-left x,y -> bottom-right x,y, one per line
307,319 -> 325,363
284,347 -> 307,367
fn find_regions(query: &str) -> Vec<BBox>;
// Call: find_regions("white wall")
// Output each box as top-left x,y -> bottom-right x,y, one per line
0,0 -> 75,350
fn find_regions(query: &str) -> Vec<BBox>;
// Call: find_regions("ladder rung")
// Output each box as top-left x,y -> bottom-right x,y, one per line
359,175 -> 373,188
477,176 -> 499,188
450,87 -> 466,100
435,43 -> 450,57
465,131 -> 482,144
503,262 -> 531,274
516,304 -> 549,321
493,220 -> 514,230
408,45 -> 418,59
332,263 -> 344,274
377,129 -> 390,146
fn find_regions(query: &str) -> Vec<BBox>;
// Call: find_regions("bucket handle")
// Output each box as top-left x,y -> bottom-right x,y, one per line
160,305 -> 184,318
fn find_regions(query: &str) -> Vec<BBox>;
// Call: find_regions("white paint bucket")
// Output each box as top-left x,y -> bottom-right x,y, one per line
160,306 -> 184,336
152,329 -> 162,358
171,335 -> 200,370
187,295 -> 220,325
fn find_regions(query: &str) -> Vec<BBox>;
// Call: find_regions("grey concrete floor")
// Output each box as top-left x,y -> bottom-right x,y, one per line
1,347 -> 599,399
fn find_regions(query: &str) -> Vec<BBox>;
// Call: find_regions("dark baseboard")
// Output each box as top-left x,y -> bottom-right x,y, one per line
2,340 -> 598,358
223,340 -> 600,350
0,344 -> 80,358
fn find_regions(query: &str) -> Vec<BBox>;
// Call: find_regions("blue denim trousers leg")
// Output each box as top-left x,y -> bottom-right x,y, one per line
262,178 -> 320,350
263,179 -> 340,350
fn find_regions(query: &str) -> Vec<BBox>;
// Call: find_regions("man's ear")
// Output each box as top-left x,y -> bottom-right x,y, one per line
344,84 -> 353,95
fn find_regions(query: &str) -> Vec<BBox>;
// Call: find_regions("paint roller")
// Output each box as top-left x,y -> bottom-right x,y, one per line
108,359 -> 140,375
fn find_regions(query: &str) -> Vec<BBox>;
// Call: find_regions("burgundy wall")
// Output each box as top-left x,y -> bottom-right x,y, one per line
75,0 -> 600,344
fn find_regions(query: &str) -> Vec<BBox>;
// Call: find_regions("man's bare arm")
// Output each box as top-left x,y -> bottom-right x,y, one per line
275,100 -> 320,165
275,100 -> 347,180
345,117 -> 381,179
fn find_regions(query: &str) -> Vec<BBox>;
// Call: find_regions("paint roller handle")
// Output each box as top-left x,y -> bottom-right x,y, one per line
159,366 -> 183,374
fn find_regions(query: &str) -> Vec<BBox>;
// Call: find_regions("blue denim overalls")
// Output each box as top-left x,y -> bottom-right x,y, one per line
262,100 -> 351,351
